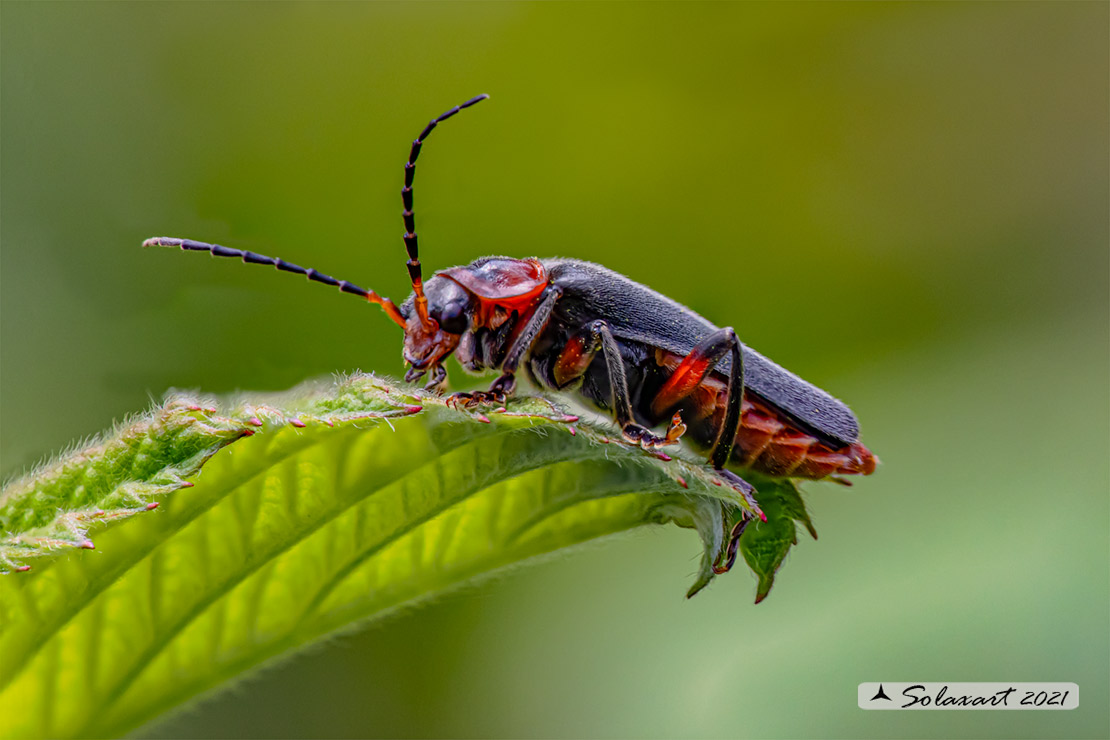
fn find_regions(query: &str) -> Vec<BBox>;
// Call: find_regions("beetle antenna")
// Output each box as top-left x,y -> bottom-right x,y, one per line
402,93 -> 490,329
142,237 -> 407,328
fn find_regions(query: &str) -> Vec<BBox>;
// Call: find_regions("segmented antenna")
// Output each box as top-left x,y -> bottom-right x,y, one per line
142,237 -> 407,327
403,93 -> 490,329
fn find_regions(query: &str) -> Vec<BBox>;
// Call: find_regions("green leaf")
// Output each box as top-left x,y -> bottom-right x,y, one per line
737,478 -> 818,604
0,401 -> 255,571
0,375 -> 760,739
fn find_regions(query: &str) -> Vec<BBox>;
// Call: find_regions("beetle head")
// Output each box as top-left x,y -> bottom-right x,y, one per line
401,275 -> 474,386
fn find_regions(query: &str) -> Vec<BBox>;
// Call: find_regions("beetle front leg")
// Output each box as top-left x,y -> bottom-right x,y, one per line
448,286 -> 562,409
423,364 -> 448,394
406,363 -> 449,393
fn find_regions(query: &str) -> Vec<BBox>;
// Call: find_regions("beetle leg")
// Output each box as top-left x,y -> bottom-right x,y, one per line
707,328 -> 745,470
552,328 -> 601,389
583,320 -> 674,450
445,385 -> 507,409
713,513 -> 752,574
651,328 -> 741,418
663,411 -> 687,444
651,327 -> 759,508
648,327 -> 746,470
493,285 -> 563,391
447,286 -> 563,409
423,364 -> 448,394
591,321 -> 633,425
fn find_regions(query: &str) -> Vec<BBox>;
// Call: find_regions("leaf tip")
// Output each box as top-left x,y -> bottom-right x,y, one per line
686,572 -> 713,599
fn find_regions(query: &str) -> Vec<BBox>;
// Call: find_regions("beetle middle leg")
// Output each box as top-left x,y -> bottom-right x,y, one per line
548,320 -> 686,448
555,320 -> 681,449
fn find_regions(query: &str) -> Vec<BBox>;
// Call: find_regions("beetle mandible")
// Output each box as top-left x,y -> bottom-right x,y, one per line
145,94 -> 877,573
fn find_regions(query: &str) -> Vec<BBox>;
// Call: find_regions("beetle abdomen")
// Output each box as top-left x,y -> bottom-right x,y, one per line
655,350 -> 877,479
731,395 -> 875,478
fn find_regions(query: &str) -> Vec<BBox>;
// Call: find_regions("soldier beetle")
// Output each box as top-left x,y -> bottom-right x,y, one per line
145,94 -> 877,574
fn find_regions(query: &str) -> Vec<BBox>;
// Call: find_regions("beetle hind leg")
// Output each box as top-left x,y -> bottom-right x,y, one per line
713,513 -> 752,574
650,328 -> 766,517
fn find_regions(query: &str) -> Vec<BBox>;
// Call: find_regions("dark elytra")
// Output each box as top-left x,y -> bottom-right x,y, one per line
540,258 -> 860,447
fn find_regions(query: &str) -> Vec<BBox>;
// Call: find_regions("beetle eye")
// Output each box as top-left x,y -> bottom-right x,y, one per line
434,300 -> 469,334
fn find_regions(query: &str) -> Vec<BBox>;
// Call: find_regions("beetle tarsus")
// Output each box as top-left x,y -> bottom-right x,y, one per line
664,411 -> 686,445
487,373 -> 516,399
620,423 -> 673,450
423,364 -> 448,393
712,467 -> 763,520
446,388 -> 506,410
712,467 -> 753,495
712,514 -> 751,574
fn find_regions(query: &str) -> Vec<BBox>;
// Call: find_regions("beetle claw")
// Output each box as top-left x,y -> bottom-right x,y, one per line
423,364 -> 448,394
621,417 -> 684,451
621,423 -> 666,450
663,411 -> 686,445
445,389 -> 505,410
712,468 -> 764,520
445,393 -> 469,410
712,516 -> 750,574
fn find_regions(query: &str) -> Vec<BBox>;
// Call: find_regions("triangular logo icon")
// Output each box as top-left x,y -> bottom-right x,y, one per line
871,684 -> 892,701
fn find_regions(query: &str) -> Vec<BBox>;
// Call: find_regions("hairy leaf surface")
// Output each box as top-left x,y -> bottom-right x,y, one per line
0,375 -> 812,738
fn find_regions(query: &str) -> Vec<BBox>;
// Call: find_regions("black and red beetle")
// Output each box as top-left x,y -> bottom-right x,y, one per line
145,94 -> 877,571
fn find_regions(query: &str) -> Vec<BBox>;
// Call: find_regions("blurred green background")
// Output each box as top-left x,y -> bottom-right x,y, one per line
2,2 -> 1107,738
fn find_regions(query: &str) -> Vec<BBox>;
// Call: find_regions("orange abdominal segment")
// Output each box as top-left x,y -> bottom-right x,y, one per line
654,349 -> 877,479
